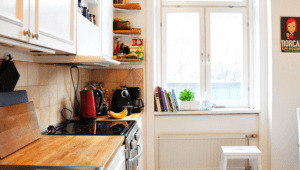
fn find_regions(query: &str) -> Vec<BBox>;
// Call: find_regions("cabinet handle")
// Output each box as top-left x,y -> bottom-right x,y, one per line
32,31 -> 40,40
23,29 -> 31,37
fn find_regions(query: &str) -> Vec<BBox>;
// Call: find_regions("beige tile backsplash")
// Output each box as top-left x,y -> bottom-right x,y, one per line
2,59 -> 144,131
92,69 -> 144,99
8,60 -> 92,130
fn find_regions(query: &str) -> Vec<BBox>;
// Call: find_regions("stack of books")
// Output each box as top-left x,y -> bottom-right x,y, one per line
154,87 -> 180,112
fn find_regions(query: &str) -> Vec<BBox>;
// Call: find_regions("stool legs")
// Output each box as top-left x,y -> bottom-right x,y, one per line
220,156 -> 227,170
258,156 -> 262,170
219,155 -> 224,170
253,158 -> 258,170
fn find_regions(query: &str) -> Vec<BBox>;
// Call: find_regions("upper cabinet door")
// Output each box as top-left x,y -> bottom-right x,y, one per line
30,0 -> 76,54
0,0 -> 30,42
101,0 -> 113,58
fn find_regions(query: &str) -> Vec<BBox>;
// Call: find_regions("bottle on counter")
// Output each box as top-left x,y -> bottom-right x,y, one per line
93,15 -> 96,25
89,14 -> 93,22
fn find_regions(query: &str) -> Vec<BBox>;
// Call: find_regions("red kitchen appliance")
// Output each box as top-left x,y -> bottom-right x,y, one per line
80,90 -> 97,121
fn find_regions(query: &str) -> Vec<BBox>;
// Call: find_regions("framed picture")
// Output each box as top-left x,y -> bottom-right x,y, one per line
281,17 -> 300,52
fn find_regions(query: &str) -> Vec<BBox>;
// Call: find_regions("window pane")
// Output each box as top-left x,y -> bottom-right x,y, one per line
210,12 -> 243,101
166,12 -> 200,101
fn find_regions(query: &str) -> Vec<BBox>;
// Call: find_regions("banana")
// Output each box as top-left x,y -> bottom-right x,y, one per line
107,107 -> 128,119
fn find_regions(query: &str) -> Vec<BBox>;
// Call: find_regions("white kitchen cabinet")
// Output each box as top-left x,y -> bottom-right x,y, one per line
106,145 -> 126,170
29,0 -> 76,54
101,0 -> 114,58
0,0 -> 76,54
0,0 -> 31,42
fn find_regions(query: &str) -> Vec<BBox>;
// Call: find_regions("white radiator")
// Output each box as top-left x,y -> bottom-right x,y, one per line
158,134 -> 248,170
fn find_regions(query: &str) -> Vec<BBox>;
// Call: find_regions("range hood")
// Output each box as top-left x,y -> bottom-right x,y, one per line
33,54 -> 120,67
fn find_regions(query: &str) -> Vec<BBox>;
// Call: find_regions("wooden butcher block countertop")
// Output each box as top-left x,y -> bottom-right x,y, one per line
96,110 -> 144,121
0,135 -> 125,170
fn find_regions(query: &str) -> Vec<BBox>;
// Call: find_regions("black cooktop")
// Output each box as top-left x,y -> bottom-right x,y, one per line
45,120 -> 136,136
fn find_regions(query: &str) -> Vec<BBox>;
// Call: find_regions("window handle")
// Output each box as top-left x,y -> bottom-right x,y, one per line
207,54 -> 211,63
201,53 -> 204,62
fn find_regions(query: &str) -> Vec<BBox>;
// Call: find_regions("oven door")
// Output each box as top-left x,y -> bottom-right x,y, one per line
127,143 -> 143,170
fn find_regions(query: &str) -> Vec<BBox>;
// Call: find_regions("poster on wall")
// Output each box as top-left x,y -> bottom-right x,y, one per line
281,17 -> 300,52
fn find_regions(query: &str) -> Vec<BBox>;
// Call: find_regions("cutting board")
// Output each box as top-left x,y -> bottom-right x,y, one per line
0,102 -> 41,159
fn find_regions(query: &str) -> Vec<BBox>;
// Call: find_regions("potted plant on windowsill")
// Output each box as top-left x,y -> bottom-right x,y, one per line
179,89 -> 200,110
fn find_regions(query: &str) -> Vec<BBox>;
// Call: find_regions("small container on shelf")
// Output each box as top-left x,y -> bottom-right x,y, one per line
83,7 -> 87,18
93,15 -> 96,25
89,14 -> 93,23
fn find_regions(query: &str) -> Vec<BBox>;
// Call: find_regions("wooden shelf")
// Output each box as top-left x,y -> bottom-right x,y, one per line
113,3 -> 141,10
113,29 -> 141,35
113,33 -> 140,38
113,8 -> 140,13
84,0 -> 99,5
114,58 -> 141,62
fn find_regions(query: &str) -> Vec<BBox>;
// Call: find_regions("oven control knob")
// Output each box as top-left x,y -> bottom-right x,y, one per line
131,140 -> 137,149
135,129 -> 142,140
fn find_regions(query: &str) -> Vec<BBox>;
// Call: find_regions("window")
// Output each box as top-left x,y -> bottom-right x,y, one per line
162,3 -> 249,107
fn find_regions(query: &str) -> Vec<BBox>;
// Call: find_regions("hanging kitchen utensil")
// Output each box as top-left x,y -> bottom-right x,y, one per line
122,69 -> 142,87
0,54 -> 20,92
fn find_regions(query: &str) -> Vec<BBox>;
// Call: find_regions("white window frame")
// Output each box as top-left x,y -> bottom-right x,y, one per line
161,5 -> 249,108
162,0 -> 247,7
161,7 -> 206,101
206,8 -> 249,107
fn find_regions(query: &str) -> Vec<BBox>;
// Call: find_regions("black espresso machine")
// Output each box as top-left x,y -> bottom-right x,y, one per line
111,87 -> 144,115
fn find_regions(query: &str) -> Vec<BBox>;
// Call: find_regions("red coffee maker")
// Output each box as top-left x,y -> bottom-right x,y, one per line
80,90 -> 97,121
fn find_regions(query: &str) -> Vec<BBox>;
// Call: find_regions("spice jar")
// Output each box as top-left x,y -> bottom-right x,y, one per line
93,15 -> 96,25
89,14 -> 93,23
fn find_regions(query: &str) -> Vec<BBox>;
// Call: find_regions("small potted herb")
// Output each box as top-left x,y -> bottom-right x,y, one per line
179,89 -> 200,110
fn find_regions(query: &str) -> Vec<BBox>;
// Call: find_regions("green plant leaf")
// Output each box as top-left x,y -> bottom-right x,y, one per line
179,89 -> 195,101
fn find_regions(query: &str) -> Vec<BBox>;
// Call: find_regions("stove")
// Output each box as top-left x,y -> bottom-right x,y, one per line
45,120 -> 136,137
43,120 -> 143,170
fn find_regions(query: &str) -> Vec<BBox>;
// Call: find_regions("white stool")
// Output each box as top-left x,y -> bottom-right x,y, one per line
220,146 -> 262,170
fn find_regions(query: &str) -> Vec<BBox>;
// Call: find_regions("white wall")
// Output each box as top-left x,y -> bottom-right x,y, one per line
269,0 -> 300,169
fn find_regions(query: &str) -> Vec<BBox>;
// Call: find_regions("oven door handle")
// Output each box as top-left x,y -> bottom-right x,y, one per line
128,144 -> 143,164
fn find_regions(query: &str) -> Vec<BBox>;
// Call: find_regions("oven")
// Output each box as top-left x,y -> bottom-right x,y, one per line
125,123 -> 143,170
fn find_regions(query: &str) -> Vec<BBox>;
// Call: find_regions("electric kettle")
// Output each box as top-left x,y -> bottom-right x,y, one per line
80,90 -> 97,121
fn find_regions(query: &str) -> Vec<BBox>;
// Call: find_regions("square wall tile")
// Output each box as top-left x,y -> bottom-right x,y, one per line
64,66 -> 71,84
136,68 -> 144,81
92,69 -> 117,83
49,85 -> 58,105
39,64 -> 50,86
40,85 -> 50,108
57,66 -> 65,84
27,86 -> 40,109
48,65 -> 57,85
117,69 -> 130,83
103,83 -> 119,98
38,107 -> 50,130
15,61 -> 28,87
28,62 -> 40,86
50,104 -> 58,125
57,84 -> 70,103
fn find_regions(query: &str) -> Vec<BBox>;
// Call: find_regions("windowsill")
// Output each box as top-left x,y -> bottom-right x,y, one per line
154,108 -> 260,116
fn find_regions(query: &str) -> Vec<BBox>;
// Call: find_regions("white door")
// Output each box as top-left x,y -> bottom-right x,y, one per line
0,0 -> 31,42
30,0 -> 76,54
